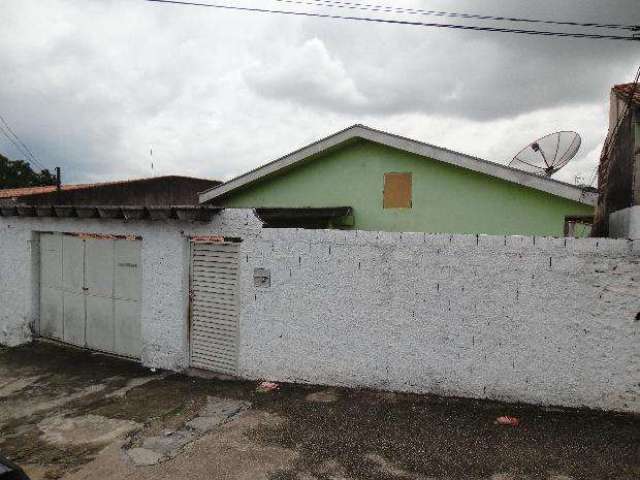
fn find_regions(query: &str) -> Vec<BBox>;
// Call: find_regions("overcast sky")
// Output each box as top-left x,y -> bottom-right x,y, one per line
0,0 -> 638,185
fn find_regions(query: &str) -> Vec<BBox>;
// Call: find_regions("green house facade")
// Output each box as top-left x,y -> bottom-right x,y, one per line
201,125 -> 596,236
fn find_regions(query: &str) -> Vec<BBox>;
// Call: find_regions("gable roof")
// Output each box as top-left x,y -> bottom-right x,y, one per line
199,125 -> 597,206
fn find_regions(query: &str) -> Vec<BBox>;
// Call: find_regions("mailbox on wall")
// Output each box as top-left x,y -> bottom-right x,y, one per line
254,268 -> 271,288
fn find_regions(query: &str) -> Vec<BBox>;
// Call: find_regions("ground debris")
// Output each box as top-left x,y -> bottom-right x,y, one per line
495,416 -> 520,426
257,381 -> 280,393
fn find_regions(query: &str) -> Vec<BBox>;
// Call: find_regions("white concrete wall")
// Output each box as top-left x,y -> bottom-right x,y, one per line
0,210 -> 261,370
610,206 -> 640,240
237,229 -> 640,413
2,211 -> 640,413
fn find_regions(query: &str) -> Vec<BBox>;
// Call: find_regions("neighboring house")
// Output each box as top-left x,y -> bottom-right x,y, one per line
199,125 -> 596,236
0,175 -> 221,220
593,83 -> 640,239
0,174 -> 221,362
0,175 -> 219,207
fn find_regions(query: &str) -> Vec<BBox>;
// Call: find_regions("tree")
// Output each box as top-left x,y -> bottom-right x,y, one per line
0,153 -> 56,189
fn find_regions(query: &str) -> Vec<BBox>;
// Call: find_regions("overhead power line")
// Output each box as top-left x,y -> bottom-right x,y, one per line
142,0 -> 640,41
0,124 -> 41,169
0,113 -> 47,171
272,0 -> 640,32
0,124 -> 46,171
0,114 -> 42,168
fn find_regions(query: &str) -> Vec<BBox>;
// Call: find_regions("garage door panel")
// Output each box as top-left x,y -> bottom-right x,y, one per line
86,295 -> 114,353
63,291 -> 85,346
114,299 -> 141,358
40,286 -> 63,340
40,233 -> 141,359
62,236 -> 84,292
40,233 -> 62,288
85,238 -> 114,297
114,239 -> 142,301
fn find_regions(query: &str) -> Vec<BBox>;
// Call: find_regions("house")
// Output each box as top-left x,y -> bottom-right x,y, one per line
199,125 -> 597,236
592,83 -> 640,239
0,175 -> 220,208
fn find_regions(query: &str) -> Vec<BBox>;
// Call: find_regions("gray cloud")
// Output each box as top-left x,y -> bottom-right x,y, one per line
246,0 -> 639,120
0,0 -> 638,186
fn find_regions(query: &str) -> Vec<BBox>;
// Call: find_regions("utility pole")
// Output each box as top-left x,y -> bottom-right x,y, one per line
55,167 -> 61,191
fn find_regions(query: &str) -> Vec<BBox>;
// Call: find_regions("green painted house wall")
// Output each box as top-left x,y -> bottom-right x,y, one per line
221,140 -> 593,236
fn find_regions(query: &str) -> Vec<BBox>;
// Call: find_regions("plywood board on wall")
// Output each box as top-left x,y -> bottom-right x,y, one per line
383,172 -> 412,209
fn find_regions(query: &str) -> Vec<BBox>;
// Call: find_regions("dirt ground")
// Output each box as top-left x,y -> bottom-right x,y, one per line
0,343 -> 638,480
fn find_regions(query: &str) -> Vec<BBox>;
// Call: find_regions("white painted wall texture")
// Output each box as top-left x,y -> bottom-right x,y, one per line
238,229 -> 640,413
1,210 -> 639,413
610,206 -> 640,240
0,210 -> 260,370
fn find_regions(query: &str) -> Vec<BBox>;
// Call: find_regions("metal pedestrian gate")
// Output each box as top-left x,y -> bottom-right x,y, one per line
39,232 -> 142,358
189,239 -> 240,375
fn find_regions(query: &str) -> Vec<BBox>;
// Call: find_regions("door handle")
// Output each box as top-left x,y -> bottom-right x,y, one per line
82,287 -> 89,291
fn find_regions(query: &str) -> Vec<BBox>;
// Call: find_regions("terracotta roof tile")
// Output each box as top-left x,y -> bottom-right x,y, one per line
0,175 -> 220,199
613,83 -> 640,105
0,184 -> 93,199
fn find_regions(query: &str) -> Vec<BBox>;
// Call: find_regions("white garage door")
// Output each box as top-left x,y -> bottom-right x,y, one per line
39,232 -> 142,359
189,239 -> 240,375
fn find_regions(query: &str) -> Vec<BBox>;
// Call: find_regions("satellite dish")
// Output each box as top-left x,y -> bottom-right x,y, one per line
509,131 -> 581,177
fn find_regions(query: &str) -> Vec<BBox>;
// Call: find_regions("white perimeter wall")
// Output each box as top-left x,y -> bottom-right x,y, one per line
238,228 -> 640,413
0,210 -> 260,370
610,206 -> 640,240
1,209 -> 640,413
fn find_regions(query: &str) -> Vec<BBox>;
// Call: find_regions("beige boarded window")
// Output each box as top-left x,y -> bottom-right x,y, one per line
383,172 -> 412,209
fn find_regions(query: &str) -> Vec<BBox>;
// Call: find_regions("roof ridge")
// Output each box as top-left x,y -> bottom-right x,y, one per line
199,124 -> 597,206
355,124 -> 590,191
